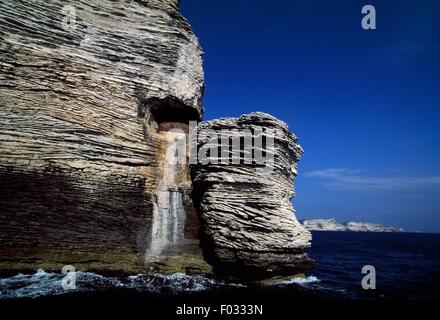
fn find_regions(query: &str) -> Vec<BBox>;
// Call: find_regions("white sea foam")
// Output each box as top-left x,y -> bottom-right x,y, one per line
1,268 -> 328,300
270,275 -> 321,286
0,269 -> 241,299
0,269 -> 66,299
291,275 -> 321,285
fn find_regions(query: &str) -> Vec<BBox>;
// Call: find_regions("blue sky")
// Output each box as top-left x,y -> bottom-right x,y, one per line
181,0 -> 440,233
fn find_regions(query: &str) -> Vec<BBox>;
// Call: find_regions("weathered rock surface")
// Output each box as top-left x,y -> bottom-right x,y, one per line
0,0 -> 208,273
191,112 -> 313,278
0,1 -> 313,279
301,219 -> 405,232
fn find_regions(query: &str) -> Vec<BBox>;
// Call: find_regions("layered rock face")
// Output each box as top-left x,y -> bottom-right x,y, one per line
0,0 -> 206,272
191,113 -> 313,278
302,219 -> 405,232
0,0 -> 313,278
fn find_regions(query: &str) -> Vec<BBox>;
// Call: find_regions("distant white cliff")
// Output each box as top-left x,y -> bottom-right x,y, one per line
301,219 -> 405,232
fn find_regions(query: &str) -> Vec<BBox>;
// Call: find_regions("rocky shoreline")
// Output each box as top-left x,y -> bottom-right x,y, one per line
301,219 -> 405,232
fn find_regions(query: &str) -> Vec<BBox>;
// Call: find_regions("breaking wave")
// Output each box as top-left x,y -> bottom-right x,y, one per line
0,269 -> 248,300
288,275 -> 321,285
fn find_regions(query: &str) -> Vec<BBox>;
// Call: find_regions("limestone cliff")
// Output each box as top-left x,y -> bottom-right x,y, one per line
302,219 -> 405,232
191,113 -> 313,278
0,0 -> 313,279
0,0 -> 206,273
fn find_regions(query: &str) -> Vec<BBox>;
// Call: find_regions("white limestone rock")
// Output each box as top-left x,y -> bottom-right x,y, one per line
0,0 -> 204,272
302,219 -> 405,232
191,112 -> 313,278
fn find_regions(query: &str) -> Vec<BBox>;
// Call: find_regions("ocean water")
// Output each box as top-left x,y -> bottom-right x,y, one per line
309,231 -> 440,300
1,232 -> 439,301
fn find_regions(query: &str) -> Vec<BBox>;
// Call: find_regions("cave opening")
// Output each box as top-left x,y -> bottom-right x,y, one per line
143,96 -> 201,126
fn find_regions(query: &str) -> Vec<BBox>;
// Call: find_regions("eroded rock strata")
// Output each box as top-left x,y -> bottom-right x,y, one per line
191,113 -> 313,278
0,0 -> 207,273
0,0 -> 312,279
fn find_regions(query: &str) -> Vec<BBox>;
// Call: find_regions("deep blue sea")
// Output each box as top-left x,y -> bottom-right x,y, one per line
309,231 -> 440,300
1,232 -> 439,302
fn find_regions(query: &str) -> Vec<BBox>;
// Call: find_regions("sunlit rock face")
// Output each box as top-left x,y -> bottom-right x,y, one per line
0,0 -> 205,273
302,219 -> 405,232
0,0 -> 313,279
191,112 -> 314,279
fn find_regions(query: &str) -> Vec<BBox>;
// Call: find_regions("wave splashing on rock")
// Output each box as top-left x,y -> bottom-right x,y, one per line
0,269 -> 330,300
0,269 -> 246,299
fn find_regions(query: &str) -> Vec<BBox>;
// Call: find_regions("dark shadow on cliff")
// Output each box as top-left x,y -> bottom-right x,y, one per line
0,165 -> 152,273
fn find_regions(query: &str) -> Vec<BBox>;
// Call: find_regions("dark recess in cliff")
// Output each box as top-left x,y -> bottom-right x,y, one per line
145,97 -> 201,123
